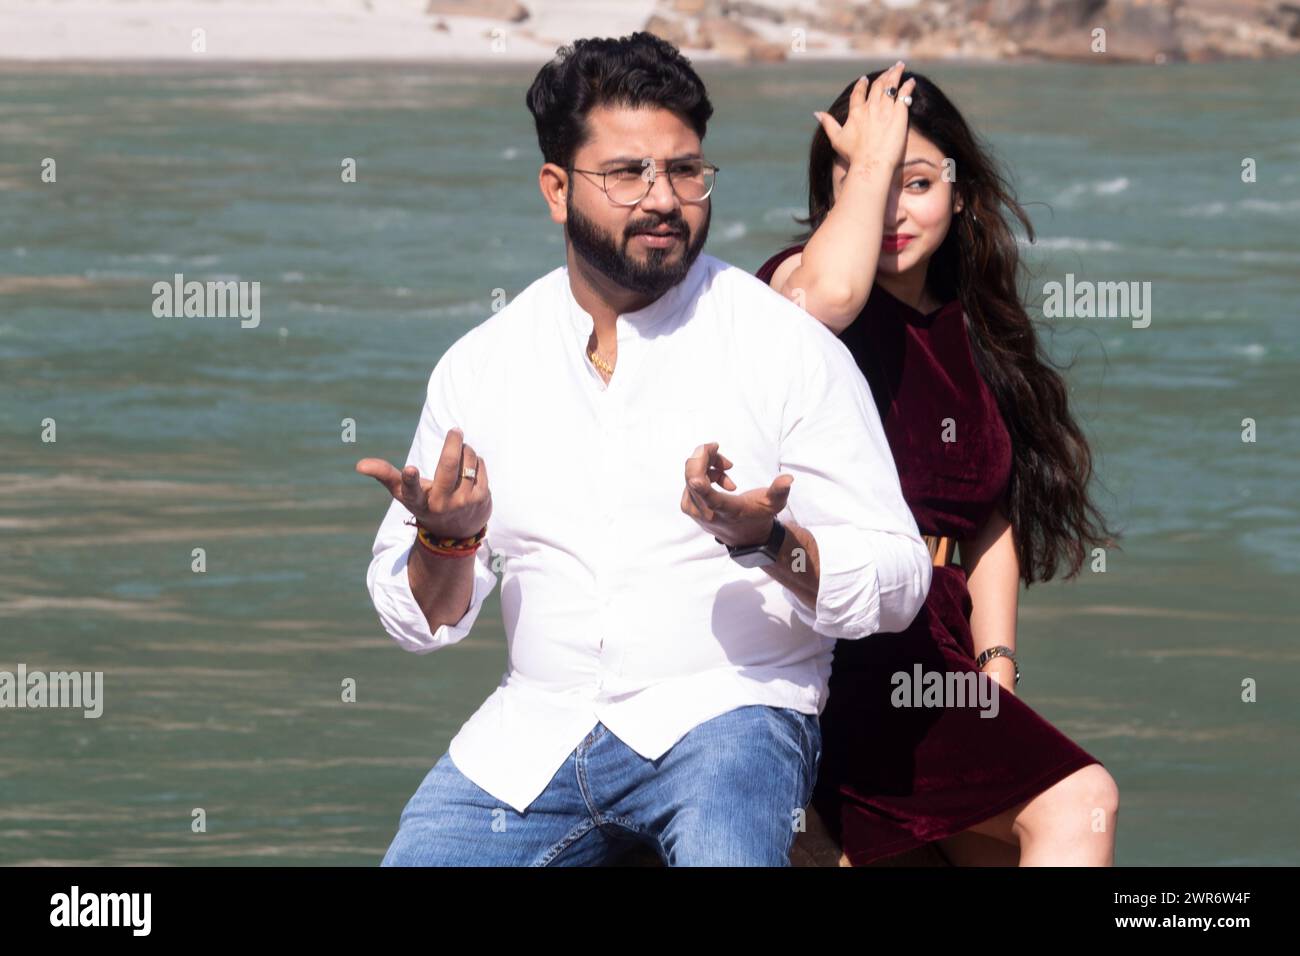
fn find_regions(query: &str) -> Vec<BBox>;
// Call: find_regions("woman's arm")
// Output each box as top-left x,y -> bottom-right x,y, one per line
769,62 -> 916,334
960,507 -> 1020,695
777,164 -> 892,333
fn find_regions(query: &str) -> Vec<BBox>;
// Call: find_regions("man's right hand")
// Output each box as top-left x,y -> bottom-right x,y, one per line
356,427 -> 492,539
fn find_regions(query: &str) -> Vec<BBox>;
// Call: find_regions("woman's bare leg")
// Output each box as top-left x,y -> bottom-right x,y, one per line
935,828 -> 1021,865
938,764 -> 1119,866
795,765 -> 1117,866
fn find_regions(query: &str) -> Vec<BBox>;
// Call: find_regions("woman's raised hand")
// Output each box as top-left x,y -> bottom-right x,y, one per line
813,60 -> 917,177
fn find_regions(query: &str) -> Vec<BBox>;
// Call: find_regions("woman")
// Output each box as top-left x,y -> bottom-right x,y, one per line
758,61 -> 1121,866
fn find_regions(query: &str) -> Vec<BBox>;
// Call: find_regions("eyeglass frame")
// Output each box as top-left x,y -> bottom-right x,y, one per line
568,156 -> 720,206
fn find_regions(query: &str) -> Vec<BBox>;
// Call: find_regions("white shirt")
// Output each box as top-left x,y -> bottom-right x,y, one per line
366,252 -> 932,814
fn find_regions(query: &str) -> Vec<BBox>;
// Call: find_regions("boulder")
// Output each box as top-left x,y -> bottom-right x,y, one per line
425,0 -> 530,23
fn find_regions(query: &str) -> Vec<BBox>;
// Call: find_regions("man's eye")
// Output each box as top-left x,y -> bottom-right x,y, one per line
671,162 -> 702,176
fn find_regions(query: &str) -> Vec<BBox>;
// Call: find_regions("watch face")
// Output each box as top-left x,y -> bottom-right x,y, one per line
732,548 -> 776,569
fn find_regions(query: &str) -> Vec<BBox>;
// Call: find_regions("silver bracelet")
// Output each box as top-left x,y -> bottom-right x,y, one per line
975,645 -> 1020,685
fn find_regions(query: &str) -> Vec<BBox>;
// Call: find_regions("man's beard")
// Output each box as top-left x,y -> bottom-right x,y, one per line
565,194 -> 710,300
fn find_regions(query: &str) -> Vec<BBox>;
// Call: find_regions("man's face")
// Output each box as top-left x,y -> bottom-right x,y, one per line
563,105 -> 711,299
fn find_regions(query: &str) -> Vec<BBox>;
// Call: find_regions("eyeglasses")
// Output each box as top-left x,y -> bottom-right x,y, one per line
570,158 -> 719,205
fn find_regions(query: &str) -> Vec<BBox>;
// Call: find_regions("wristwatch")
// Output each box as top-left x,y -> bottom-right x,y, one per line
716,518 -> 786,568
975,645 -> 1020,685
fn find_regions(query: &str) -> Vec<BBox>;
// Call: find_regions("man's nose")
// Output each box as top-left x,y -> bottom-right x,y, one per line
639,169 -> 680,212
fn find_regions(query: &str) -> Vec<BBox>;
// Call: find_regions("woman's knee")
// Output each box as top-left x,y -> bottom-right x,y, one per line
1066,764 -> 1119,819
1021,764 -> 1118,836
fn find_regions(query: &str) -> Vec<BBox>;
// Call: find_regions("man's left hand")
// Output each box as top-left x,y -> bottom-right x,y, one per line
681,441 -> 794,547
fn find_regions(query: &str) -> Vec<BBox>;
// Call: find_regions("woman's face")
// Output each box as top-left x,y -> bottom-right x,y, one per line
830,128 -> 962,277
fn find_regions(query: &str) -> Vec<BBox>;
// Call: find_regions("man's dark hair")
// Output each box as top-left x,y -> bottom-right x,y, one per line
525,32 -> 714,169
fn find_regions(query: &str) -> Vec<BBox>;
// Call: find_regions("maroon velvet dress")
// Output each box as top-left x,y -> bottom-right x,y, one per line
756,244 -> 1102,865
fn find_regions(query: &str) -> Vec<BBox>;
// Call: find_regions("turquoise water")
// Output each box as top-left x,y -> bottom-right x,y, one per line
1,58 -> 1297,865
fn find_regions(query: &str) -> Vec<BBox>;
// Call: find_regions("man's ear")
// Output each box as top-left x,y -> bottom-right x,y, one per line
539,163 -> 568,225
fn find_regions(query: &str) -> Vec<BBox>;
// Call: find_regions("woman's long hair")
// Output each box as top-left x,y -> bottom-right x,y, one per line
792,69 -> 1118,585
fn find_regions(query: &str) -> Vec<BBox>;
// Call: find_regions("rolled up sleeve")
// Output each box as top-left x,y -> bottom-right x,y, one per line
776,321 -> 932,639
364,349 -> 498,654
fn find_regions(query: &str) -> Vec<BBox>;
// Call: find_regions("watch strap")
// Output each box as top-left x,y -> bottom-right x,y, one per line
716,518 -> 785,559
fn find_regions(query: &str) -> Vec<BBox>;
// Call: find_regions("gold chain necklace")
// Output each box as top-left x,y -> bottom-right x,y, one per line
587,332 -> 614,375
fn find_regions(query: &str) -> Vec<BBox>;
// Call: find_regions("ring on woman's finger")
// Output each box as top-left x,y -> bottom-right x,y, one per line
902,94 -> 913,106
886,86 -> 897,98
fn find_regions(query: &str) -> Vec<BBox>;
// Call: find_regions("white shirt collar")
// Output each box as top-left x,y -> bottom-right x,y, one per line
563,253 -> 708,343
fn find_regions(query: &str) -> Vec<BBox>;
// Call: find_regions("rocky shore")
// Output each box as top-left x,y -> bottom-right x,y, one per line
2,0 -> 1296,62
633,0 -> 1300,63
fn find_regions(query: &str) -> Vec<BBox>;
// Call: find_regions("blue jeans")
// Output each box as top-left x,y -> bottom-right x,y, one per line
381,704 -> 822,866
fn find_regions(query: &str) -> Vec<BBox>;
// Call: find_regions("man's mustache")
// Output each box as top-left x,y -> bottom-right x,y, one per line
627,219 -> 687,238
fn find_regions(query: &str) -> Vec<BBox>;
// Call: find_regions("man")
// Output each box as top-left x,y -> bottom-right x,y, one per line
357,32 -> 931,866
